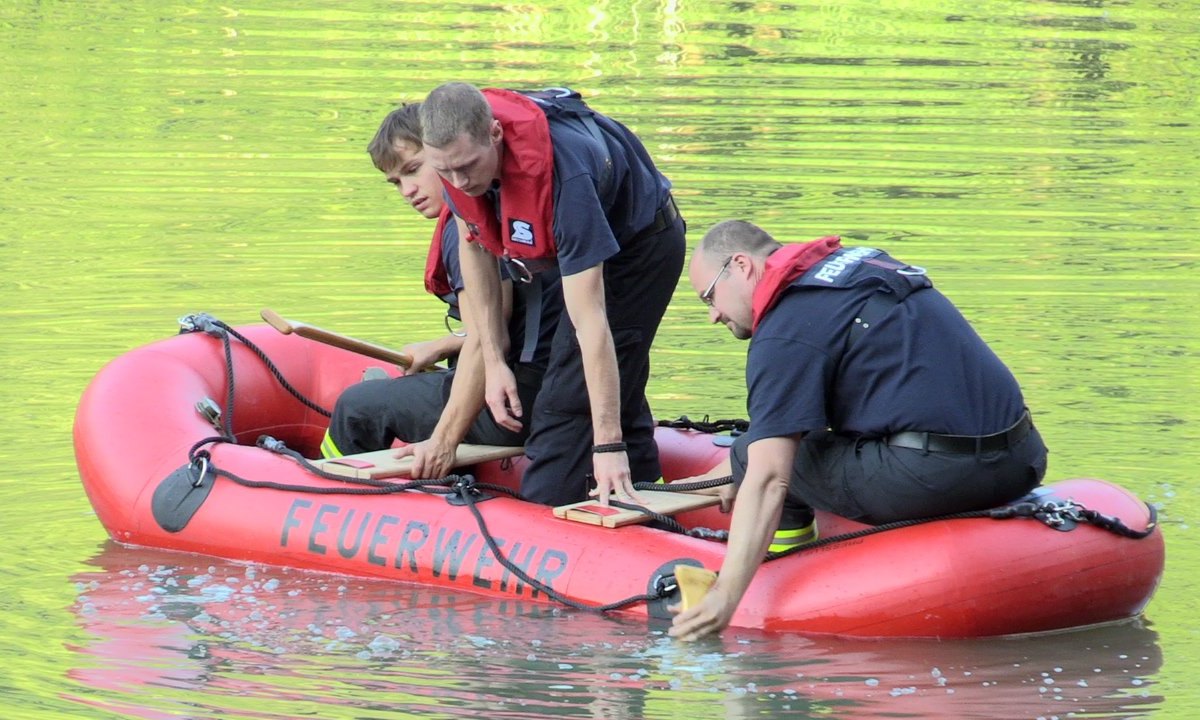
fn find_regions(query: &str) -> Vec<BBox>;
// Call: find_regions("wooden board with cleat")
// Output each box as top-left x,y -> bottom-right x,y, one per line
553,490 -> 720,528
312,444 -> 525,480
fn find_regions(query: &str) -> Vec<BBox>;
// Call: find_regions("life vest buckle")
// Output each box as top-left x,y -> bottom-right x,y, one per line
506,257 -> 534,284
444,313 -> 467,338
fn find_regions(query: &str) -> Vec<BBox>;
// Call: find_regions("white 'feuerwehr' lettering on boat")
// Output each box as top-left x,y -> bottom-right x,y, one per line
813,246 -> 877,284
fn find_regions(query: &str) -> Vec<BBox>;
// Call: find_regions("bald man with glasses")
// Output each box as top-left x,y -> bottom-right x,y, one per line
671,220 -> 1047,641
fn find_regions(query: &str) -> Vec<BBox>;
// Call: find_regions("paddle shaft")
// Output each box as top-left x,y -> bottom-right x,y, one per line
260,309 -> 413,368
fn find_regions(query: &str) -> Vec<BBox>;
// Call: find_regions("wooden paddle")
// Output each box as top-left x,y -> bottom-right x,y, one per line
260,308 -> 413,369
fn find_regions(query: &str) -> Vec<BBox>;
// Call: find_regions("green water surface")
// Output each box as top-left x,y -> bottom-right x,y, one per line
2,1 -> 1197,718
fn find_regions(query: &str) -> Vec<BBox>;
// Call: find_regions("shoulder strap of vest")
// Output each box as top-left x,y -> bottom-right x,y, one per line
844,257 -> 931,351
519,87 -> 613,193
517,273 -> 543,364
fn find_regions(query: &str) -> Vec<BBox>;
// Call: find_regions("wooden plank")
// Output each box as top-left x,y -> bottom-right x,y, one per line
312,444 -> 524,480
553,490 -> 720,528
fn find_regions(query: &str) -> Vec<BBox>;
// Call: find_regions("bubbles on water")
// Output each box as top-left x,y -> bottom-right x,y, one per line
367,634 -> 400,654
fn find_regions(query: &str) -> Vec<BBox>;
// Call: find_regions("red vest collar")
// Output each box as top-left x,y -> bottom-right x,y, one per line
750,236 -> 842,331
441,89 -> 557,261
423,207 -> 454,299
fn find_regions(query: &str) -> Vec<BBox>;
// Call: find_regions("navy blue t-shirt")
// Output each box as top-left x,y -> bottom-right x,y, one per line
439,218 -> 465,305
437,220 -> 561,371
543,108 -> 672,276
741,278 -> 1027,444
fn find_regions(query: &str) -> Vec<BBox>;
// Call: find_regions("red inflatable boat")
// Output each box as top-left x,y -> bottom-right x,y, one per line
73,317 -> 1164,637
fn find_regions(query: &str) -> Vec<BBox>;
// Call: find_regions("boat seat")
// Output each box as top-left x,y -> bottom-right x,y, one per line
311,444 -> 525,481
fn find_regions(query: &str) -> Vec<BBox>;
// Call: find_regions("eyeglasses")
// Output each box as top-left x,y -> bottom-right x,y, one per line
699,256 -> 733,307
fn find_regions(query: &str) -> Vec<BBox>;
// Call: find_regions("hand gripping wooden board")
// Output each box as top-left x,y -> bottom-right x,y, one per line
311,444 -> 524,480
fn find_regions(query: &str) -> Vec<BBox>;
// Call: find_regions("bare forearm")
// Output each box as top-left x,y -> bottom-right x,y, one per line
576,321 -> 622,443
457,226 -> 506,367
712,437 -> 799,614
713,472 -> 786,602
432,335 -> 486,443
562,266 -> 622,443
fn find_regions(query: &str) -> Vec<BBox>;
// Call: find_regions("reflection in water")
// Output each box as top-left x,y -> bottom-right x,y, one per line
68,543 -> 1163,719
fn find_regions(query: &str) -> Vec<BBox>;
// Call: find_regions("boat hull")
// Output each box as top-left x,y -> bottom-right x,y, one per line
74,325 -> 1164,637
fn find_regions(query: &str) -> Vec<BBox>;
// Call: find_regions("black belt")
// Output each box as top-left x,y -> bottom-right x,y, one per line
886,410 -> 1033,454
632,194 -> 680,242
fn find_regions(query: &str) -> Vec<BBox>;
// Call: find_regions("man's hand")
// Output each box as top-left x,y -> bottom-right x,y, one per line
588,450 -> 647,506
668,581 -> 739,641
670,437 -> 801,641
400,339 -> 442,375
483,362 -> 523,432
669,459 -> 738,511
393,434 -> 457,479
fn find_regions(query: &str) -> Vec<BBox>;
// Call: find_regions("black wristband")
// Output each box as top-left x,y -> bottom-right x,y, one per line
592,442 -> 628,454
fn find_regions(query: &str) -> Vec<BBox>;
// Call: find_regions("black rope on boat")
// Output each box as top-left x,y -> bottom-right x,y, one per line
596,476 -> 736,540
185,435 -> 442,495
449,474 -> 672,613
188,448 -> 448,497
220,331 -> 237,439
762,509 -> 998,562
210,437 -> 671,611
1082,504 -> 1158,539
252,436 -> 525,496
172,314 -> 673,612
634,476 -> 733,494
253,437 -> 668,610
176,357 -> 1155,612
989,498 -> 1159,540
179,312 -> 332,420
762,498 -> 1159,562
656,415 -> 748,435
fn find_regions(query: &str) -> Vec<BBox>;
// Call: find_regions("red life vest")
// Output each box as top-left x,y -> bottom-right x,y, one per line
441,88 -> 557,262
423,207 -> 455,299
750,236 -> 843,331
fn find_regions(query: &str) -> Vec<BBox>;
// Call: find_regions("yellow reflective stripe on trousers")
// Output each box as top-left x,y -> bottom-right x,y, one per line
320,430 -> 343,459
767,523 -> 818,553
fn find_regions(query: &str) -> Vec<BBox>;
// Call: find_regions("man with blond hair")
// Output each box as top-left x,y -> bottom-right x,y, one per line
322,103 -> 561,458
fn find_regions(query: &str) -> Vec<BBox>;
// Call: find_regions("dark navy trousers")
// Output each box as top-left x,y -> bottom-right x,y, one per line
519,215 -> 686,506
